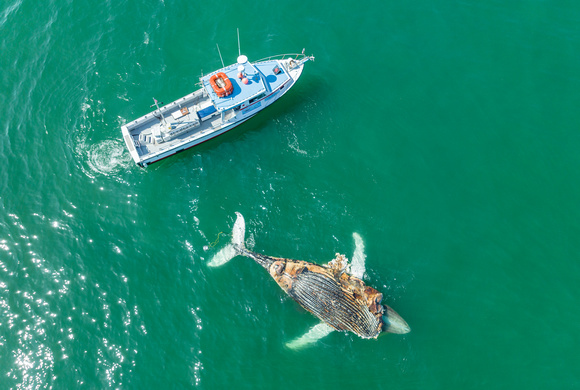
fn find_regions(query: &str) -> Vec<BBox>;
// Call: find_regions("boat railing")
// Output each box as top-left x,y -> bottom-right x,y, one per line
255,53 -> 314,63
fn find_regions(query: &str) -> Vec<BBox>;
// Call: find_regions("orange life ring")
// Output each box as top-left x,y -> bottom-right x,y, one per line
209,72 -> 234,98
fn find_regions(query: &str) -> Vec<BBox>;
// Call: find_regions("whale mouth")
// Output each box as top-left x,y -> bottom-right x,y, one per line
382,305 -> 411,334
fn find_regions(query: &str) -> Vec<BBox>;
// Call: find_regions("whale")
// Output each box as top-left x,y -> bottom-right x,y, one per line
208,212 -> 410,349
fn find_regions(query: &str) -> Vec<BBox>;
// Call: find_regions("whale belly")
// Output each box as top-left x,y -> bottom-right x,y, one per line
287,269 -> 381,338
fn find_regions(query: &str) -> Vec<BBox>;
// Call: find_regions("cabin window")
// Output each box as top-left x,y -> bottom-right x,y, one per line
249,94 -> 265,104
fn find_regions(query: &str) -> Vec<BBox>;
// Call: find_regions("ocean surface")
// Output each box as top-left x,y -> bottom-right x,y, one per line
1,0 -> 580,388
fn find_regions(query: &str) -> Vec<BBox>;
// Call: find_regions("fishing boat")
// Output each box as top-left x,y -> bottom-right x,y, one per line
121,51 -> 314,167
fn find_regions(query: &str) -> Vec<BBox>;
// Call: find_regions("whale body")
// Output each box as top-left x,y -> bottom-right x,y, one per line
209,213 -> 410,344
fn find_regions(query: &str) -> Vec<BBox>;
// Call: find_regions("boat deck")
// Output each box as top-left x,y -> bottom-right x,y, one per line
201,59 -> 290,112
123,89 -> 223,157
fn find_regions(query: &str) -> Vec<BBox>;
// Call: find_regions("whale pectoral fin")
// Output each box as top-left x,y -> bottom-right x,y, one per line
285,323 -> 335,350
350,232 -> 366,279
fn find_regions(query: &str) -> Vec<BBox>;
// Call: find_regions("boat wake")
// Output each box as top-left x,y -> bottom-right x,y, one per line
76,139 -> 131,180
74,96 -> 132,180
88,139 -> 131,176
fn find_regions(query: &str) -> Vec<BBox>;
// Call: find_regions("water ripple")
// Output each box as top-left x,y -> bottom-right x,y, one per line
86,139 -> 131,177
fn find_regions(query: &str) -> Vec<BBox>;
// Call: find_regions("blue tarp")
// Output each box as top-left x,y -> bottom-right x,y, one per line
197,105 -> 217,119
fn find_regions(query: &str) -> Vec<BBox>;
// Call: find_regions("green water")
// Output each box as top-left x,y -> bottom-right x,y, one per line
1,0 -> 579,388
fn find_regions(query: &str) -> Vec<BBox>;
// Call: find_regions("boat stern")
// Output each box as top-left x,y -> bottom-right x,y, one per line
121,125 -> 142,165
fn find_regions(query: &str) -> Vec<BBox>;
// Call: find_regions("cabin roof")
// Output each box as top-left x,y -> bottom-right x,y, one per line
200,59 -> 289,112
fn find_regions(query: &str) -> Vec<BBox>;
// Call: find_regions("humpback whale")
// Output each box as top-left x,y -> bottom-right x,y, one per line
208,212 -> 410,348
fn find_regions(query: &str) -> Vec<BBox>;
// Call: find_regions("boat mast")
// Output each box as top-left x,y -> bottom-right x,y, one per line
237,28 -> 241,57
151,98 -> 168,127
216,44 -> 225,68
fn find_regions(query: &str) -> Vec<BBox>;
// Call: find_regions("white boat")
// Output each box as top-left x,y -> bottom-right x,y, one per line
121,51 -> 314,167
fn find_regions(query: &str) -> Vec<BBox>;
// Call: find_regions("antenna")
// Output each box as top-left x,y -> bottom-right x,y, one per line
216,44 -> 225,68
237,28 -> 241,56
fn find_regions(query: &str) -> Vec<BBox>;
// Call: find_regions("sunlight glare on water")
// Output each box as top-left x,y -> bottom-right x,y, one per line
1,0 -> 580,388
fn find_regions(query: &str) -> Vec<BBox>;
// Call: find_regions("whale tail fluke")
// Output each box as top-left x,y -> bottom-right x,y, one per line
231,211 -> 246,249
208,212 -> 246,267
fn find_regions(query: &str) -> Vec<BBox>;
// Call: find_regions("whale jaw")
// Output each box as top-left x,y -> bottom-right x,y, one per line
382,305 -> 411,334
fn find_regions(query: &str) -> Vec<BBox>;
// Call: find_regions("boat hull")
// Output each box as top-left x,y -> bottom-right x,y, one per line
126,112 -> 258,167
121,53 -> 312,167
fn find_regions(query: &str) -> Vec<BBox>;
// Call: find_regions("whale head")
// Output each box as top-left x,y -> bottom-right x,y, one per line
382,304 -> 411,334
